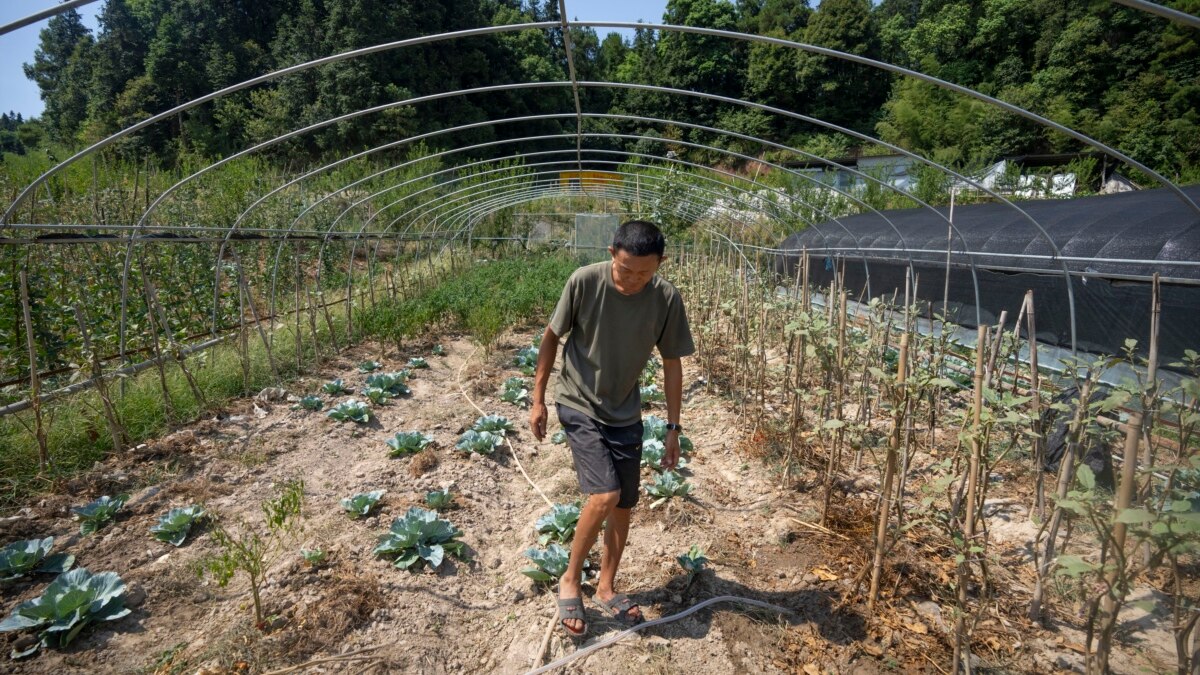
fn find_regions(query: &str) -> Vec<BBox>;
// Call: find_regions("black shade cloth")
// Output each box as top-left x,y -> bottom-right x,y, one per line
775,185 -> 1200,365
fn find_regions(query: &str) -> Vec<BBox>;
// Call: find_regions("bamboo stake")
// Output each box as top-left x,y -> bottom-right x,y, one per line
869,332 -> 908,610
1139,274 -> 1162,569
19,270 -> 49,468
144,274 -> 207,409
72,303 -> 127,452
954,324 -> 987,674
1024,292 -> 1045,520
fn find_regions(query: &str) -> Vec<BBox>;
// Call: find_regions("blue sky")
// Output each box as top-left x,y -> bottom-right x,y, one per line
0,0 -> 670,118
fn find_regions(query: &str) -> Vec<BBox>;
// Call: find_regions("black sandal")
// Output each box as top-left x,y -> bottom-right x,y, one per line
557,596 -> 588,636
596,594 -> 644,626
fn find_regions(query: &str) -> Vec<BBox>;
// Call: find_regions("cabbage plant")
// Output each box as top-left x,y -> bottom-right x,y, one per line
472,414 -> 513,436
327,400 -> 371,423
357,360 -> 383,372
300,548 -> 325,565
643,415 -> 693,453
296,395 -> 324,411
424,489 -> 454,511
150,506 -> 207,547
0,568 -> 131,658
321,378 -> 352,395
456,429 -> 503,455
677,545 -> 709,578
641,439 -> 689,472
521,544 -> 570,582
341,490 -> 385,518
373,507 -> 466,571
0,538 -> 74,582
551,430 -> 567,445
535,503 -> 580,545
641,357 -> 660,386
362,387 -> 391,405
644,471 -> 692,504
71,495 -> 128,536
407,357 -> 429,369
640,384 -> 665,404
500,377 -> 532,408
365,372 -> 410,397
431,344 -> 446,356
514,345 -> 538,375
387,431 -> 433,457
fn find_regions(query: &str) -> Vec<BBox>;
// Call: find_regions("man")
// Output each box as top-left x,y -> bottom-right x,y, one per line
529,220 -> 695,636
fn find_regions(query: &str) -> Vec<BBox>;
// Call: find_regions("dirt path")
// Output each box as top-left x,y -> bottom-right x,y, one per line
0,332 -> 862,674
0,330 -> 1179,674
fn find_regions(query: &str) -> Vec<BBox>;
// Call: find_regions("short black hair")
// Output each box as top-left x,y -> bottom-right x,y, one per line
612,220 -> 666,257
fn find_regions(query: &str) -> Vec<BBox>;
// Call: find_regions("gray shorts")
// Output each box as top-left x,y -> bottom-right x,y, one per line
556,404 -> 644,509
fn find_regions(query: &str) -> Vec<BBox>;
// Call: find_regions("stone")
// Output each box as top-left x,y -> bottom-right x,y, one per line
125,584 -> 148,608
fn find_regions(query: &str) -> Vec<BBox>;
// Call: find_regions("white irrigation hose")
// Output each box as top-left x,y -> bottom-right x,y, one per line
456,345 -> 553,508
525,595 -> 796,675
455,341 -> 799,674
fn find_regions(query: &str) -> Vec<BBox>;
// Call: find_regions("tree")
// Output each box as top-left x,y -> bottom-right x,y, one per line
23,10 -> 93,141
793,0 -> 887,133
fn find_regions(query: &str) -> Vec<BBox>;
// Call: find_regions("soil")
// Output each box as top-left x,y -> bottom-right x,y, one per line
0,332 -> 1182,674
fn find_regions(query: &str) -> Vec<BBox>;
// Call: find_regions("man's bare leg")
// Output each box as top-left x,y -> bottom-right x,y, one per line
596,506 -> 642,620
559,490 -> 619,632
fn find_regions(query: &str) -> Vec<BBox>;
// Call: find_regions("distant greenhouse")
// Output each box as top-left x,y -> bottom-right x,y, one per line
775,185 -> 1200,366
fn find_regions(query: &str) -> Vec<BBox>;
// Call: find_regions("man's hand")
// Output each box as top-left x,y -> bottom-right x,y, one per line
663,429 -> 681,471
530,401 -> 548,442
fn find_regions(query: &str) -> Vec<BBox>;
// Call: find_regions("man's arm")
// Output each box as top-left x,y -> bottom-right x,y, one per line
662,357 -> 683,470
530,326 -> 560,441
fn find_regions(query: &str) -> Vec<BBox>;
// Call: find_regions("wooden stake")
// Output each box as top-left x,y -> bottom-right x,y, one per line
954,325 -> 987,673
73,304 -> 127,452
19,270 -> 49,468
869,332 -> 908,610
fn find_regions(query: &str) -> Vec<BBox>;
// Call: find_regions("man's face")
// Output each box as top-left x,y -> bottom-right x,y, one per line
608,247 -> 664,294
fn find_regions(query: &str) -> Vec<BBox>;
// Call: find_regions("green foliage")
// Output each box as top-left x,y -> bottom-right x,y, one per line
551,430 -> 568,445
0,568 -> 131,659
535,503 -> 581,546
150,506 -> 207,547
357,360 -> 383,373
431,345 -> 446,357
456,430 -> 504,455
373,507 -> 466,571
386,432 -> 433,457
500,377 -> 532,408
521,543 -> 571,583
0,538 -> 74,582
407,357 -> 429,369
424,489 -> 455,511
340,490 -> 385,519
203,478 -> 305,627
327,400 -> 371,424
676,545 -> 709,577
71,495 -> 128,536
643,414 -> 694,453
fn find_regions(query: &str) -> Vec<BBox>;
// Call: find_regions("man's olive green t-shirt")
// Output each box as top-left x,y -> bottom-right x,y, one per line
549,261 -> 695,427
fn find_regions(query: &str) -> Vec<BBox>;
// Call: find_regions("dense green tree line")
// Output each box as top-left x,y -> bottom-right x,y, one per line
14,0 -> 1200,181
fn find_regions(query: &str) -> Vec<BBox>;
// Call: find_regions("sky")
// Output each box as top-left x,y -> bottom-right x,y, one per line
0,0 -> 669,119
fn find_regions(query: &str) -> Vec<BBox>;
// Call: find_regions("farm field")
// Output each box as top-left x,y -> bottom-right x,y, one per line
0,324 -> 1184,674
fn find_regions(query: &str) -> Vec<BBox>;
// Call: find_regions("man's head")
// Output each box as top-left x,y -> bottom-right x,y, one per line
608,220 -> 666,294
